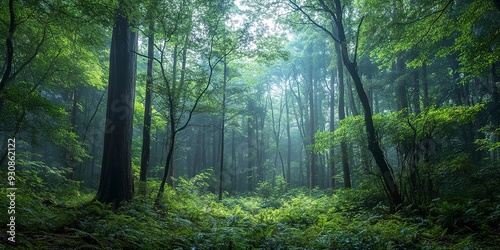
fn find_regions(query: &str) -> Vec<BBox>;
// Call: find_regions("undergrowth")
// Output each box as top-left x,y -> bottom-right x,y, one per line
1,170 -> 499,249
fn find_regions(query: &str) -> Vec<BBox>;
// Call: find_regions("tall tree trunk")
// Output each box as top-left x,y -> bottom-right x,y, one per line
334,0 -> 402,208
219,62 -> 227,201
395,57 -> 408,112
289,76 -> 308,186
413,68 -> 420,114
247,100 -> 255,191
335,41 -> 351,189
139,22 -> 155,195
0,0 -> 15,94
202,129 -> 207,170
67,86 -> 78,180
422,62 -> 429,109
193,130 -> 203,177
308,64 -> 317,189
231,129 -> 237,192
96,1 -> 137,207
285,87 -> 292,184
329,67 -> 336,189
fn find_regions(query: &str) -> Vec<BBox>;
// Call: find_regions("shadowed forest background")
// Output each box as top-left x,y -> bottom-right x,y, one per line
1,0 -> 500,249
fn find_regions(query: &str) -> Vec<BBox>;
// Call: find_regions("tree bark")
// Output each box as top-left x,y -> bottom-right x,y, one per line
247,99 -> 255,191
335,41 -> 351,189
333,0 -> 402,208
219,62 -> 227,201
395,57 -> 408,112
139,22 -> 155,194
347,78 -> 359,116
0,0 -> 16,94
96,1 -> 137,207
413,68 -> 420,114
285,86 -> 292,184
329,67 -> 336,189
308,63 -> 317,189
422,62 -> 429,109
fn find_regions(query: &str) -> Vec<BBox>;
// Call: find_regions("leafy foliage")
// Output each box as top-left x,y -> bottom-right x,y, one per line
3,171 -> 499,249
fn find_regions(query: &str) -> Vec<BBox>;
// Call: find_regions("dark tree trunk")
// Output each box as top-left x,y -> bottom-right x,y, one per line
285,87 -> 292,184
0,0 -> 15,94
158,129 -> 175,198
67,86 -> 78,180
335,41 -> 351,189
96,2 -> 138,207
308,65 -> 317,189
329,67 -> 336,189
193,130 -> 203,177
333,0 -> 402,208
395,58 -> 408,112
413,68 -> 420,114
219,62 -> 227,201
202,129 -> 207,170
231,129 -> 237,192
422,62 -> 429,109
139,22 -> 155,194
347,77 -> 359,116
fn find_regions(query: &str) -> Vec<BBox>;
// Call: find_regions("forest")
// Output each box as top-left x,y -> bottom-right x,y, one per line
0,0 -> 499,249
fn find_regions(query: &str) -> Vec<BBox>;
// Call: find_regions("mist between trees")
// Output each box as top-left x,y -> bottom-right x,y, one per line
1,0 -> 499,248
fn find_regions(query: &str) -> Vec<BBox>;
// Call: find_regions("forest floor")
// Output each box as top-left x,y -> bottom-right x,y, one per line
1,175 -> 499,249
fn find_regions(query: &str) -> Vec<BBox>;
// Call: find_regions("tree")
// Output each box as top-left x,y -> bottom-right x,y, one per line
152,0 -> 246,200
290,0 -> 403,209
335,38 -> 351,189
218,61 -> 228,200
96,0 -> 138,207
139,3 -> 156,195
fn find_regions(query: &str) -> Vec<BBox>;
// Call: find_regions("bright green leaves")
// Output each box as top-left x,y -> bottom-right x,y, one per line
451,0 -> 500,80
253,35 -> 290,64
363,0 -> 500,78
313,104 -> 484,153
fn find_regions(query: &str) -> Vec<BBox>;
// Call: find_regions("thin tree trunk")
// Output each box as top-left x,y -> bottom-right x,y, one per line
413,68 -> 420,114
158,128 -> 175,198
219,62 -> 227,201
329,67 -> 336,189
334,0 -> 402,209
247,100 -> 255,191
285,87 -> 292,184
335,41 -> 351,189
422,62 -> 429,109
231,129 -> 237,192
67,86 -> 78,180
139,21 -> 155,194
395,58 -> 408,112
308,64 -> 316,189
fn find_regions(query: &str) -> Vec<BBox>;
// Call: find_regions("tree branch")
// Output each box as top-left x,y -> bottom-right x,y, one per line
353,16 -> 365,67
414,0 -> 454,47
0,0 -> 16,94
288,0 -> 341,43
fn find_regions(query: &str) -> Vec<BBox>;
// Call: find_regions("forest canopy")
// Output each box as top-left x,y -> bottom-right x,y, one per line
0,0 -> 499,248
